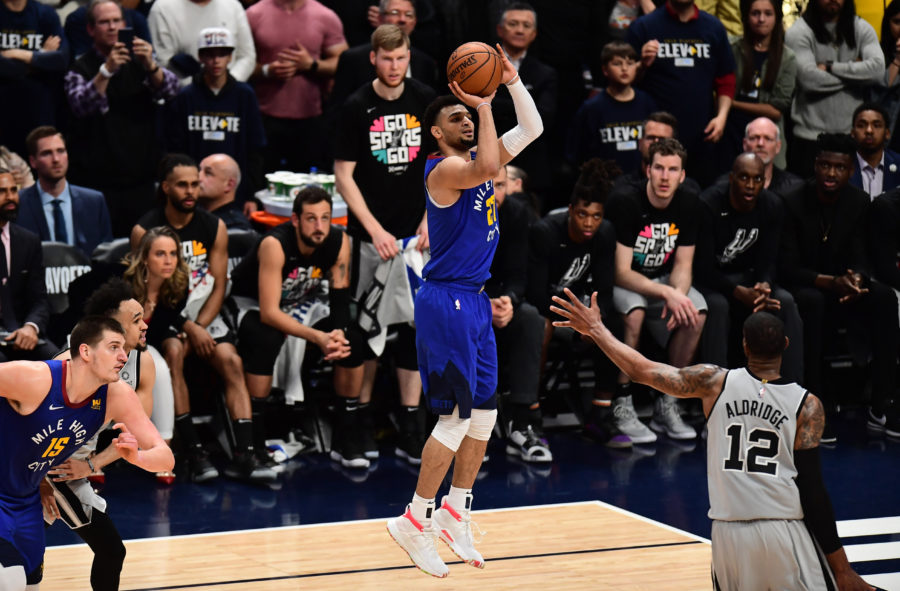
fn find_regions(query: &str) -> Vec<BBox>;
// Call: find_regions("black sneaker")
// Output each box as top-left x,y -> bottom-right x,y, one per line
359,404 -> 379,459
225,451 -> 278,483
867,407 -> 887,432
395,430 -> 423,466
330,428 -> 370,469
584,407 -> 633,449
506,425 -> 552,463
187,446 -> 219,483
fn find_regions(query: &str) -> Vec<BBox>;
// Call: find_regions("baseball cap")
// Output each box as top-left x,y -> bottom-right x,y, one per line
198,27 -> 235,51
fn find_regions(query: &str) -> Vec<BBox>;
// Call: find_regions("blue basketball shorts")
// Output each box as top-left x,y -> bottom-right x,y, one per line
415,281 -> 497,419
0,494 -> 45,582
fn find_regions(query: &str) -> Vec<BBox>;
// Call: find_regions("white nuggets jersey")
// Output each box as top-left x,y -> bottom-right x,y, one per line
69,349 -> 140,461
707,368 -> 808,522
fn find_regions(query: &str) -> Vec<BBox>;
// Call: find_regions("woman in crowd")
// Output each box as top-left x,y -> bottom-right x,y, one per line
724,0 -> 797,169
872,0 -> 900,152
123,225 -> 189,483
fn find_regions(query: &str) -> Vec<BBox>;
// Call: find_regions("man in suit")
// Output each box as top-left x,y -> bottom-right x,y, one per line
0,169 -> 56,361
18,126 -> 113,258
850,102 -> 900,199
328,0 -> 437,111
493,2 -> 556,203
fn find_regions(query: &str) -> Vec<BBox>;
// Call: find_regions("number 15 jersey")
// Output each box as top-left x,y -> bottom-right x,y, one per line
706,368 -> 807,522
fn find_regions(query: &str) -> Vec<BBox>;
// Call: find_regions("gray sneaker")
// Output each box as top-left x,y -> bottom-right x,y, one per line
650,396 -> 697,440
613,396 -> 657,444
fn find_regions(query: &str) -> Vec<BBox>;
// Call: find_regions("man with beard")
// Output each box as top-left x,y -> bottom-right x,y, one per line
44,278 -> 156,591
696,153 -> 803,382
131,154 -> 274,483
17,126 -> 113,258
611,111 -> 701,197
334,24 -> 435,464
229,186 -> 369,469
849,102 -> 900,198
740,117 -> 803,197
780,133 -> 899,442
0,169 -> 56,361
604,138 -> 706,442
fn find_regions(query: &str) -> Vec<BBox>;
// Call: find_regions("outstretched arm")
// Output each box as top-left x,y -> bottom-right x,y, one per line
106,382 -> 174,473
550,288 -> 725,401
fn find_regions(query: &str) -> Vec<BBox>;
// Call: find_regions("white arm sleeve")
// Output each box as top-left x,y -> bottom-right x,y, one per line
500,77 -> 544,158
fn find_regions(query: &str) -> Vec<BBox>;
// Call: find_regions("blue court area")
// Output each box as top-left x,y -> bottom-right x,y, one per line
45,406 -> 900,582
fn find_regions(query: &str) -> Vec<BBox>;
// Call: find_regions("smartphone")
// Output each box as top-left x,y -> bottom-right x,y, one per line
118,27 -> 134,51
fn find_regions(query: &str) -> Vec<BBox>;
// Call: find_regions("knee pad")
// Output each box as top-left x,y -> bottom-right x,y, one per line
0,565 -> 27,591
466,408 -> 497,441
430,408 -> 470,452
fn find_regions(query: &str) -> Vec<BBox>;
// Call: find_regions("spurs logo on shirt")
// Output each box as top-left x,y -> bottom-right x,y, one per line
472,181 -> 499,243
0,30 -> 45,50
719,228 -> 759,264
281,264 -> 327,311
182,240 -> 209,292
27,418 -> 93,473
187,112 -> 241,142
558,255 -> 591,289
369,113 -> 423,173
600,122 -> 643,152
633,222 -> 679,270
657,39 -> 712,67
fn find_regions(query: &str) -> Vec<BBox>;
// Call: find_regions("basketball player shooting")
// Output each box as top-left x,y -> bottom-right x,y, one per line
386,44 -> 543,577
551,288 -> 875,591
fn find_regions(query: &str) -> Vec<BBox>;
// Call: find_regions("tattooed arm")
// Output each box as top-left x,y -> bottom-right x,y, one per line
551,288 -> 726,402
794,393 -> 825,450
329,232 -> 351,290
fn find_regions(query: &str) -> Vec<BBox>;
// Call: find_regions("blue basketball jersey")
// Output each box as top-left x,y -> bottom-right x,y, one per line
422,154 -> 500,288
0,360 -> 109,501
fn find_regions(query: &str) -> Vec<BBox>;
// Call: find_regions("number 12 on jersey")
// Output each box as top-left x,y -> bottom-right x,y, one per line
722,424 -> 779,476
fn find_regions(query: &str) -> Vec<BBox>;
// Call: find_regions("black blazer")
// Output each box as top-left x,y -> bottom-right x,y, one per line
3,224 -> 50,333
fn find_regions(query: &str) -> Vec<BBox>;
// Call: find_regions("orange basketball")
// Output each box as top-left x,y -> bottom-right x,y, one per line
446,42 -> 503,97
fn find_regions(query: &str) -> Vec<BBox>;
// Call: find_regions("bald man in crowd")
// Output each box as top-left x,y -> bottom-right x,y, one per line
198,154 -> 253,231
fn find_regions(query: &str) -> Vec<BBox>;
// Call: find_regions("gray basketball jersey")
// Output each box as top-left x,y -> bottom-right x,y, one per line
707,368 -> 807,521
71,349 -> 140,460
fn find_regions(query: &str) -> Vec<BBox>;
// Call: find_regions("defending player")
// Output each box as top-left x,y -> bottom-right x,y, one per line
0,317 -> 174,590
44,279 -> 156,591
386,44 -> 543,577
551,290 -> 874,591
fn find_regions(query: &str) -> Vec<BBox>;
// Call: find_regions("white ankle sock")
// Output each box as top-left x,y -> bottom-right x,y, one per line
410,493 -> 435,527
447,486 -> 472,517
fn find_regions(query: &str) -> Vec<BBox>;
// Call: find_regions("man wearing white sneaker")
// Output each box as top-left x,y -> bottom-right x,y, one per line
386,45 -> 542,578
605,138 -> 706,442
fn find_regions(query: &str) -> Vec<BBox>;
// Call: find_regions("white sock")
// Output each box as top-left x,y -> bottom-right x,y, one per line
410,493 -> 435,528
447,485 -> 472,517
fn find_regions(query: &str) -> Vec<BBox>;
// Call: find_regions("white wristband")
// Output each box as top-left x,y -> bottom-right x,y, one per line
261,63 -> 270,78
98,63 -> 114,79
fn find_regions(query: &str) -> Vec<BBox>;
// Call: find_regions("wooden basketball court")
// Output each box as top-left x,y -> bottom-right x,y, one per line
42,501 -> 712,590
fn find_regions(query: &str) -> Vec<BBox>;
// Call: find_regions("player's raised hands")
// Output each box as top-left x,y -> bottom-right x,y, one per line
550,288 -> 604,338
448,80 -> 496,109
495,43 -> 518,85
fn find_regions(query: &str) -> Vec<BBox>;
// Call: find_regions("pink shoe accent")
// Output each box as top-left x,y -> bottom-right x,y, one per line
402,507 -> 425,532
441,529 -> 454,543
440,500 -> 463,522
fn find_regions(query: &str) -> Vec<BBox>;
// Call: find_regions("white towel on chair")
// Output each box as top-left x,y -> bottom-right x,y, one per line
356,236 -> 427,356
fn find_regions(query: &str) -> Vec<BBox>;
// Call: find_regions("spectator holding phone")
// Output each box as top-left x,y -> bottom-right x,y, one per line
64,0 -> 179,237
